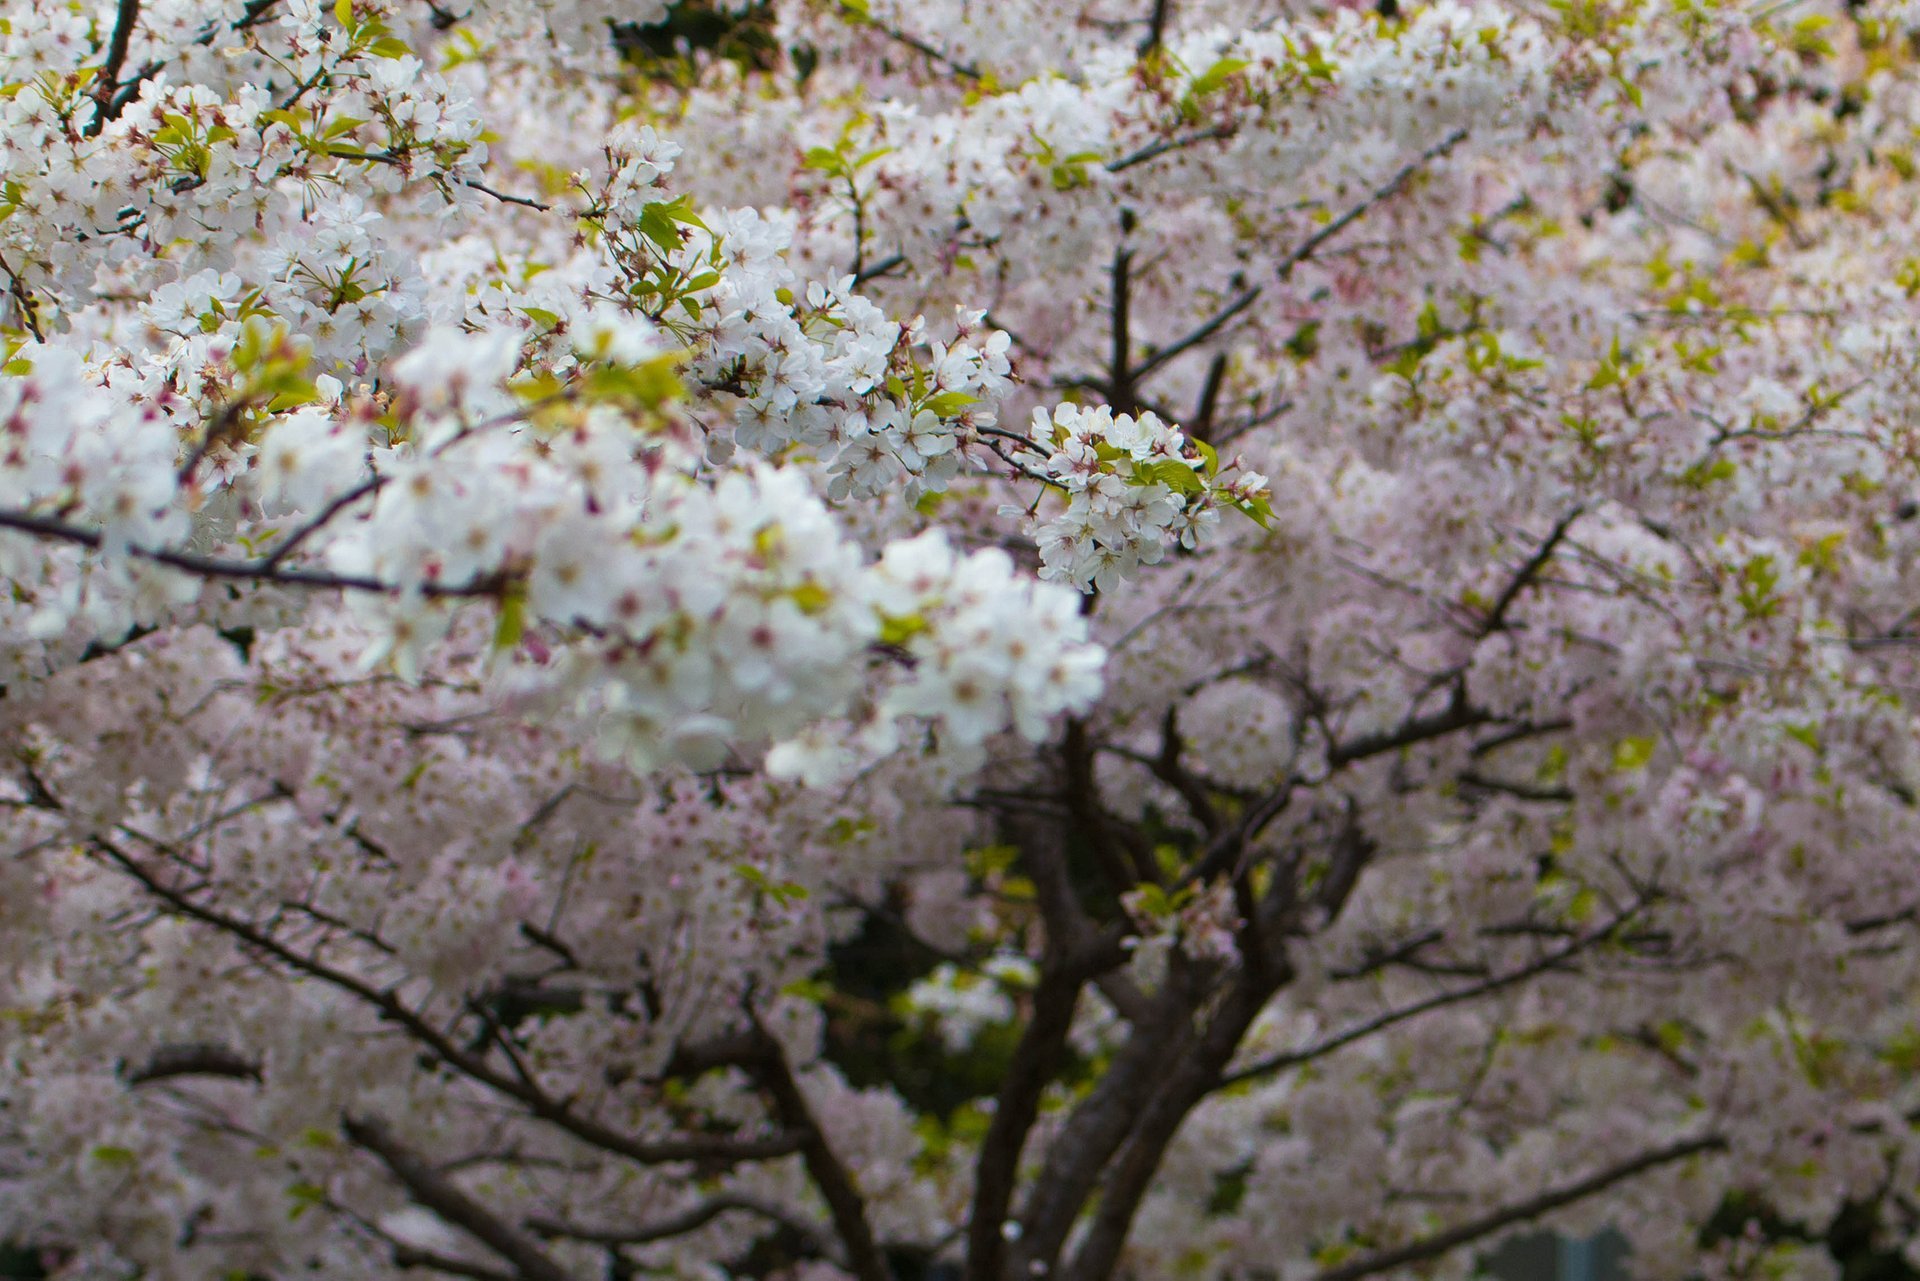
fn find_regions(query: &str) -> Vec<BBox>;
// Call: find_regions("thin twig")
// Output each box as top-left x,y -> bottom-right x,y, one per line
0,508 -> 498,599
1275,128 -> 1469,281
86,0 -> 142,138
343,1114 -> 572,1281
1314,1133 -> 1726,1280
1106,125 -> 1234,174
1222,913 -> 1635,1086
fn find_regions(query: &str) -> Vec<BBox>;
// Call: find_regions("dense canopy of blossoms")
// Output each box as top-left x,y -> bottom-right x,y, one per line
11,0 -> 1920,1278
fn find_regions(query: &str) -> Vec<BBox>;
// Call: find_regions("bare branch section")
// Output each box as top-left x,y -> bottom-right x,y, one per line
1275,128 -> 1469,281
86,0 -> 142,138
88,836 -> 806,1169
1057,127 -> 1470,421
1056,967 -> 1284,1281
1139,0 -> 1173,55
1105,125 -> 1234,174
852,13 -> 982,79
387,1243 -> 516,1281
1314,1134 -> 1727,1281
89,0 -> 283,135
530,1193 -> 843,1264
343,1114 -> 573,1281
0,508 -> 499,599
1221,910 -> 1640,1087
1479,506 -> 1586,636
125,1043 -> 262,1085
744,1023 -> 892,1281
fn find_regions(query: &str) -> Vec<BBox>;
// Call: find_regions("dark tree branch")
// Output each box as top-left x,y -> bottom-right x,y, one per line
1189,351 -> 1229,444
1131,284 -> 1262,385
343,1114 -> 573,1281
1212,394 -> 1293,447
1478,507 -> 1584,636
87,0 -> 142,138
744,1023 -> 891,1281
963,960 -> 1082,1281
92,0 -> 284,135
0,508 -> 502,599
1148,705 -> 1222,835
1457,770 -> 1575,803
460,179 -> 551,211
1222,912 -> 1637,1087
529,1193 -> 842,1263
1314,1133 -> 1727,1281
1057,964 -> 1285,1281
850,253 -> 906,287
0,250 -> 45,343
1010,983 -> 1196,1276
854,15 -> 983,79
388,1244 -> 516,1281
1327,689 -> 1490,769
1063,718 -> 1152,891
1139,0 -> 1173,54
1105,125 -> 1234,175
1275,129 -> 1469,282
967,794 -> 1132,1281
125,1043 -> 262,1085
89,836 -> 807,1170
1327,928 -> 1448,981
1109,245 -> 1139,418
1180,691 -> 1489,893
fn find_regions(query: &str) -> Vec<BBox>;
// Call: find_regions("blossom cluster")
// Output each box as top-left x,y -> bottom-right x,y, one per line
9,0 -> 1920,1278
1018,403 -> 1269,589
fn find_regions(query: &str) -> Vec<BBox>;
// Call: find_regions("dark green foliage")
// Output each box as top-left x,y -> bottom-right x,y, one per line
611,1 -> 786,78
1699,1191 -> 1920,1280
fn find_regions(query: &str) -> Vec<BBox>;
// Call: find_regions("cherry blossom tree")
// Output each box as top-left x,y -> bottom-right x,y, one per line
8,0 -> 1920,1277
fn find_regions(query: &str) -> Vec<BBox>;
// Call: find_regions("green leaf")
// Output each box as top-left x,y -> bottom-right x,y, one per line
492,591 -> 524,652
1284,320 -> 1320,362
333,0 -> 352,27
91,1145 -> 137,1166
661,195 -> 707,229
734,863 -> 808,906
1415,301 -> 1444,342
1234,494 -> 1273,529
265,378 -> 321,411
803,145 -> 848,177
878,612 -> 927,645
637,203 -> 681,252
1143,459 -> 1205,495
1735,553 -> 1781,619
287,1180 -> 325,1222
1612,736 -> 1656,771
1769,726 -> 1813,761
1586,333 -> 1640,391
1190,57 -> 1250,97
583,356 -> 684,407
923,390 -> 980,417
